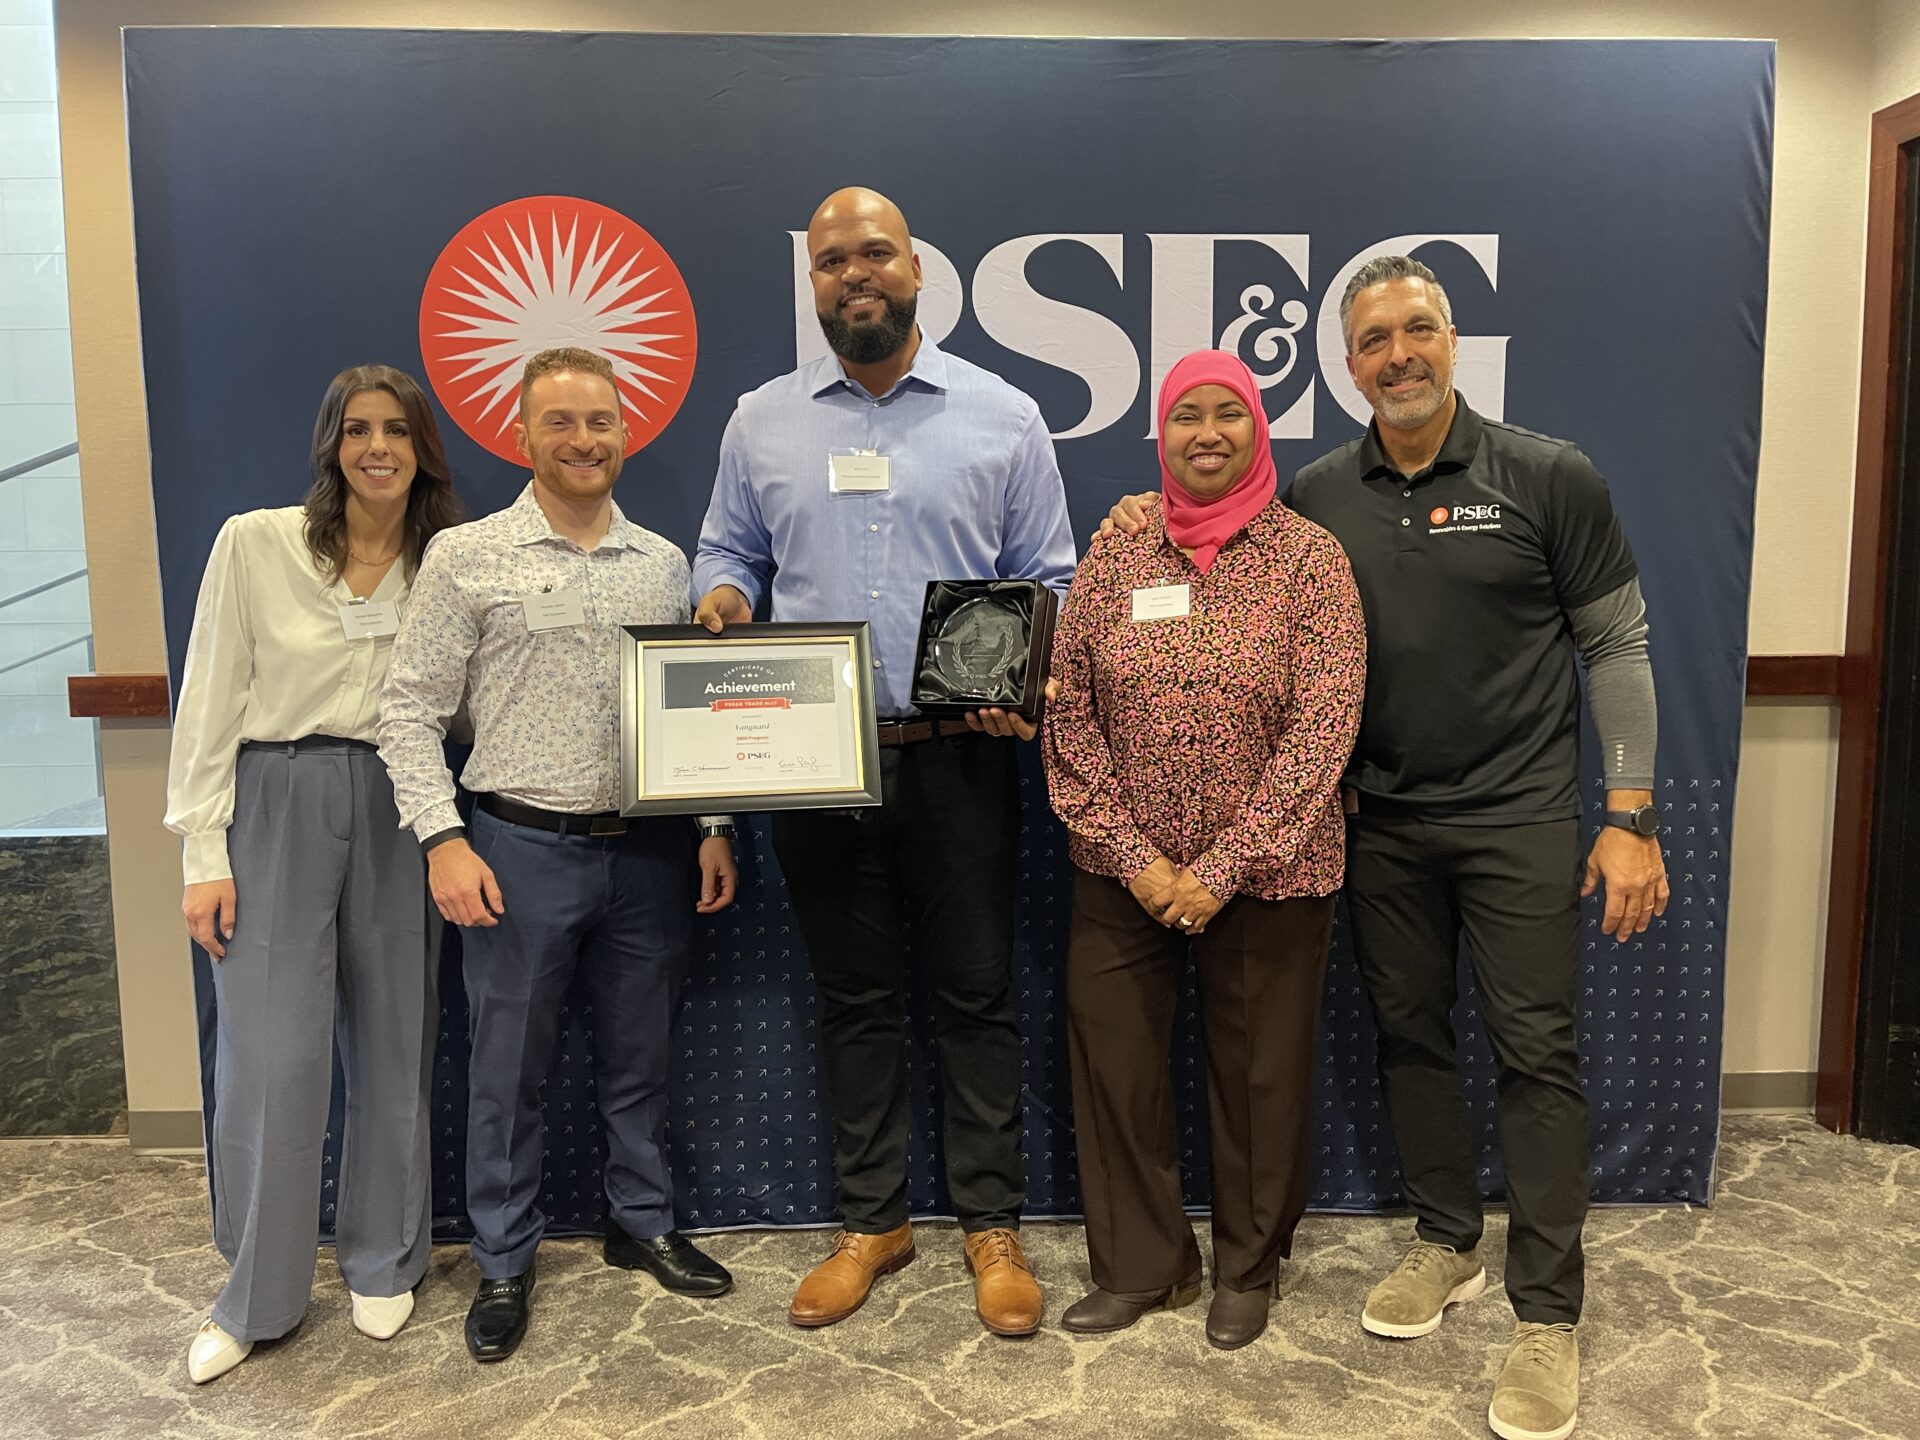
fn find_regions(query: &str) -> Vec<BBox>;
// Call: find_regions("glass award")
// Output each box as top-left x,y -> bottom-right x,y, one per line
909,579 -> 1059,720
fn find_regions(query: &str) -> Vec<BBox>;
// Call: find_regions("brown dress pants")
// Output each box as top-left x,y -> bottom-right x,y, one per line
1067,867 -> 1334,1294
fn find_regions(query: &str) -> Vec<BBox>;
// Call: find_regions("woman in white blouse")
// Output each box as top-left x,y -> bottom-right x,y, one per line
165,364 -> 463,1382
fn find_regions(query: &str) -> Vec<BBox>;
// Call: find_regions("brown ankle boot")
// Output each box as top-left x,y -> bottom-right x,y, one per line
1206,1281 -> 1275,1350
963,1229 -> 1042,1336
1060,1272 -> 1204,1334
787,1224 -> 915,1327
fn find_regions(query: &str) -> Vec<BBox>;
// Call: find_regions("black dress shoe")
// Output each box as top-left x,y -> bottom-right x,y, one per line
604,1223 -> 732,1297
465,1265 -> 534,1362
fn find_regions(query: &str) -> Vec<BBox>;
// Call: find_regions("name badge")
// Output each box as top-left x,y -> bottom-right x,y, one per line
337,598 -> 400,640
828,450 -> 891,494
1130,583 -> 1191,621
521,588 -> 587,632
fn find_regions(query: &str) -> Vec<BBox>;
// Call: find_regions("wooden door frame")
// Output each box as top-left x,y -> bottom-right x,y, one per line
1815,92 -> 1920,1132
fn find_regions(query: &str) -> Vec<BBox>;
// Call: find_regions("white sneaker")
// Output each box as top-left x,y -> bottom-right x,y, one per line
186,1319 -> 251,1383
350,1289 -> 415,1340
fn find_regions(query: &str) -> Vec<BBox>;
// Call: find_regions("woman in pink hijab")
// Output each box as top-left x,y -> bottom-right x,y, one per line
1044,351 -> 1367,1348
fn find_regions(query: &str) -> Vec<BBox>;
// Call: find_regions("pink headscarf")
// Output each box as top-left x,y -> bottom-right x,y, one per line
1158,350 -> 1277,573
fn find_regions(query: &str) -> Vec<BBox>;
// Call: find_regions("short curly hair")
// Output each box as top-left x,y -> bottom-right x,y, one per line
518,346 -> 619,416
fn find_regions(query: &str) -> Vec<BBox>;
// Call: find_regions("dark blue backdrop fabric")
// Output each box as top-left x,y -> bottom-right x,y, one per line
125,30 -> 1772,1233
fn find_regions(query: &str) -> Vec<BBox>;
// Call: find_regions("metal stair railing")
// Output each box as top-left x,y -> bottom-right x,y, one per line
0,442 -> 89,673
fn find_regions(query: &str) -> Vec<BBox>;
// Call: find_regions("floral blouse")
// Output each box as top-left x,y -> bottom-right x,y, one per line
1043,499 -> 1366,902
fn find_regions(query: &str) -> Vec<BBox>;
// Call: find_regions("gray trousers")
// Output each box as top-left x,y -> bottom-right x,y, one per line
206,737 -> 437,1342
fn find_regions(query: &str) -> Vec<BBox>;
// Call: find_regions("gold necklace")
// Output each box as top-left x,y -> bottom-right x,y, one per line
347,544 -> 400,566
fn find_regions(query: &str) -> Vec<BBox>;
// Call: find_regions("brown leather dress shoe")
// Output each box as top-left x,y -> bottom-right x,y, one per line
963,1229 -> 1042,1336
1059,1271 -> 1204,1334
788,1224 -> 916,1327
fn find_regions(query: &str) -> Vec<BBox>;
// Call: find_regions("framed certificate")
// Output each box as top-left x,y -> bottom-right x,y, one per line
619,622 -> 883,815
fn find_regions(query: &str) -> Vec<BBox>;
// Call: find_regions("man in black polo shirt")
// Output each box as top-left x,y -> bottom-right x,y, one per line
1102,258 -> 1664,1440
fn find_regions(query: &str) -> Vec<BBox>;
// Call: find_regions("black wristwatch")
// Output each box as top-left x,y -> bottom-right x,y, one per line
1603,804 -> 1661,837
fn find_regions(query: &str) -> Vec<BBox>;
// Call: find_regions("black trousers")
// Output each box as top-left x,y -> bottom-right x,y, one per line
1344,813 -> 1589,1325
1067,868 -> 1333,1294
771,733 -> 1024,1233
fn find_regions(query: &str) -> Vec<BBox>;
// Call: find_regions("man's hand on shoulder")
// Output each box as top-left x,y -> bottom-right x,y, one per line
695,585 -> 751,634
1093,491 -> 1159,543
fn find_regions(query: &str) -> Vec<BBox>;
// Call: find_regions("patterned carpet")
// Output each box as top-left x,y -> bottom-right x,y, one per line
2,1115 -> 1915,1439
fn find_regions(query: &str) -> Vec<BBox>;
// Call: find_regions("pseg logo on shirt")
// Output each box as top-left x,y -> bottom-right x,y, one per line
1427,503 -> 1503,534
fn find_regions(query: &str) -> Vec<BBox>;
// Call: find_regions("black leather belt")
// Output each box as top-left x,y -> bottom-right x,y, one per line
478,792 -> 629,837
875,719 -> 973,748
1348,792 -> 1430,819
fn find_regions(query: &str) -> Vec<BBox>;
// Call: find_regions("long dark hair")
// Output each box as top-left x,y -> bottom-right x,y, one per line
302,364 -> 464,580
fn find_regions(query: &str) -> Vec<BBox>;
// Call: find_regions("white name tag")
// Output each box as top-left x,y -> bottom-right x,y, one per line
336,598 -> 400,640
829,451 -> 891,493
521,588 -> 587,632
1130,583 -> 1191,621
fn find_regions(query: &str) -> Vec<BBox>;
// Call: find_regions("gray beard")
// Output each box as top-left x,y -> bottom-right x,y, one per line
1374,375 -> 1451,429
819,293 -> 918,366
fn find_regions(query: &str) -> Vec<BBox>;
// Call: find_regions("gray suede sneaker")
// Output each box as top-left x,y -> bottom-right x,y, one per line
1489,1322 -> 1580,1440
1360,1237 -> 1487,1338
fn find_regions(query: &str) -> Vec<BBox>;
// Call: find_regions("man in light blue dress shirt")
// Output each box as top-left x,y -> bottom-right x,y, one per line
694,187 -> 1075,1337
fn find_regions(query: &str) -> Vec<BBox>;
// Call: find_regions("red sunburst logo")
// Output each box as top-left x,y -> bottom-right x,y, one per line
1429,506 -> 1450,526
418,196 -> 697,463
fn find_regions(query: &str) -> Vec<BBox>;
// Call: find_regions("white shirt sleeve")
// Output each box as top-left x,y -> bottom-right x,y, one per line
163,516 -> 257,885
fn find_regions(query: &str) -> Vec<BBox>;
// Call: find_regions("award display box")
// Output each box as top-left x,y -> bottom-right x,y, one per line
909,579 -> 1058,721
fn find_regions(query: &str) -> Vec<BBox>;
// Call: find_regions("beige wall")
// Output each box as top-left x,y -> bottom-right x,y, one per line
1722,702 -> 1839,1076
1873,0 -> 1920,110
58,0 -> 1883,1124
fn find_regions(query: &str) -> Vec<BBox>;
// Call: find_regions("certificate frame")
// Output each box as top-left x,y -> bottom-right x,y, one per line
619,621 -> 883,816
